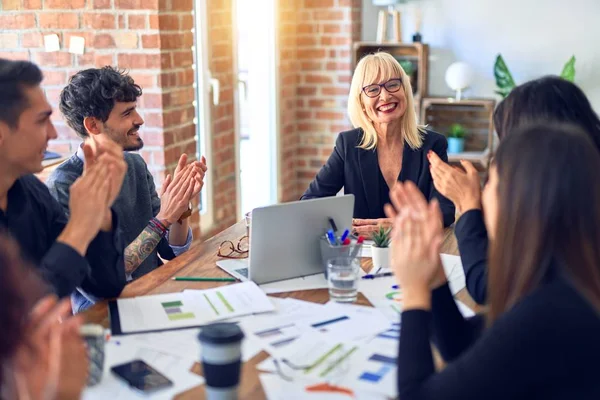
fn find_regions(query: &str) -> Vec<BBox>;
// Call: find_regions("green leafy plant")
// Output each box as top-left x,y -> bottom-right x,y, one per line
494,54 -> 576,98
372,226 -> 391,248
398,60 -> 415,76
448,123 -> 467,139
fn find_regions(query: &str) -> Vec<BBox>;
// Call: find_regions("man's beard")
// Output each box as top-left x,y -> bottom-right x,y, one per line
104,124 -> 144,151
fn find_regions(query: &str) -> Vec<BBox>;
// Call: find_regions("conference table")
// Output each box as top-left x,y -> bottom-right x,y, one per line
83,219 -> 476,399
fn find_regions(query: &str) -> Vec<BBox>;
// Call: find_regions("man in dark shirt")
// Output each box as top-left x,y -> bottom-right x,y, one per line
0,58 -> 128,307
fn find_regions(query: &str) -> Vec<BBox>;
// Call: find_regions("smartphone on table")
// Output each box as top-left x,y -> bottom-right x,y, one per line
111,359 -> 173,394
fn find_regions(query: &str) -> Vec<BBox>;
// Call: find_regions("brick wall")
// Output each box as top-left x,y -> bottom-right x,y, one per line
278,0 -> 300,202
279,0 -> 363,200
0,0 -> 360,237
203,0 -> 237,236
0,0 -> 237,239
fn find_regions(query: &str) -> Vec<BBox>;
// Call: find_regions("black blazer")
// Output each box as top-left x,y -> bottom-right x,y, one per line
301,128 -> 455,227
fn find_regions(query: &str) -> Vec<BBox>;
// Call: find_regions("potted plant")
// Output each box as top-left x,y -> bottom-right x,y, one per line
371,226 -> 391,272
447,123 -> 466,153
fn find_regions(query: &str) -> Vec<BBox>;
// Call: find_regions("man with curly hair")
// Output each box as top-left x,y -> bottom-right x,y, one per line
46,67 -> 206,312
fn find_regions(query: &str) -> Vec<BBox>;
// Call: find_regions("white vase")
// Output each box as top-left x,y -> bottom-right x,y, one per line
371,246 -> 390,272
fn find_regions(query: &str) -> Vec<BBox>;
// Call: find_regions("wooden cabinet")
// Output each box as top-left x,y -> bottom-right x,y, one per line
420,97 -> 496,169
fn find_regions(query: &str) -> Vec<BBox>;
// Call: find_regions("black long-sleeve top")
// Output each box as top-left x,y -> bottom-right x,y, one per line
454,209 -> 489,304
300,128 -> 455,228
398,279 -> 600,399
0,175 -> 126,299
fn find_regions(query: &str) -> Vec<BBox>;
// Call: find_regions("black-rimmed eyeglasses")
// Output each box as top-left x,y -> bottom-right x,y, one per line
362,78 -> 403,98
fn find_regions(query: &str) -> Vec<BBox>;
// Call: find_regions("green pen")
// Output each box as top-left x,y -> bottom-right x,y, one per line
171,277 -> 236,282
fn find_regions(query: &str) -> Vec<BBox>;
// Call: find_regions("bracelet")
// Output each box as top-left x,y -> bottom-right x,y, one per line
149,217 -> 168,237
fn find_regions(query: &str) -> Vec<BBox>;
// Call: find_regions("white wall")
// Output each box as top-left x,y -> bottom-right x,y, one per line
362,0 -> 600,110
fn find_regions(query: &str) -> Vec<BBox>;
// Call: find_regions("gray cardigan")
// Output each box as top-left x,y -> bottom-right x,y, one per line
46,150 -> 192,281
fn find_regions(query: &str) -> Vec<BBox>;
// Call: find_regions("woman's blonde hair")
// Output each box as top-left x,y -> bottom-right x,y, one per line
348,52 -> 425,150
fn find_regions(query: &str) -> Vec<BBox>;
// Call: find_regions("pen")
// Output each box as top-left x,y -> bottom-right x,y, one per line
392,285 -> 399,289
340,229 -> 350,243
349,236 -> 365,258
328,217 -> 338,234
171,277 -> 236,282
361,272 -> 393,280
326,230 -> 337,246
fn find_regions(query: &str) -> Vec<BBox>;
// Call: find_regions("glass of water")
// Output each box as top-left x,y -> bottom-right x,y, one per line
327,257 -> 360,303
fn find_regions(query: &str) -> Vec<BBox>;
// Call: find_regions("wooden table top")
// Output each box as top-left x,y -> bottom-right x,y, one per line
82,220 -> 473,399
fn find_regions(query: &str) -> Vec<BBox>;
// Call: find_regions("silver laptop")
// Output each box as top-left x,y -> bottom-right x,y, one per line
217,195 -> 355,284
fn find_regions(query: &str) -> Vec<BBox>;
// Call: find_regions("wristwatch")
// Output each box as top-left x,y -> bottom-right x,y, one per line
178,202 -> 193,224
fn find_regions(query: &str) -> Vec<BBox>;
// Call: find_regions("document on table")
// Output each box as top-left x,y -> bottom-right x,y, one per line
83,340 -> 203,400
113,327 -> 264,363
259,373 -> 388,400
258,331 -> 399,399
115,281 -> 274,334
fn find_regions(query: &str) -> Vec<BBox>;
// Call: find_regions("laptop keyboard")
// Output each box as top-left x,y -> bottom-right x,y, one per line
236,268 -> 249,278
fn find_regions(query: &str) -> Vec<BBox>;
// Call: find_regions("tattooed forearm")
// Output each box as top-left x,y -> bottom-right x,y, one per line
124,225 -> 163,275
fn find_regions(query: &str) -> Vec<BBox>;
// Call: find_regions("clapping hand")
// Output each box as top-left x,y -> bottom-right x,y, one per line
384,182 -> 446,309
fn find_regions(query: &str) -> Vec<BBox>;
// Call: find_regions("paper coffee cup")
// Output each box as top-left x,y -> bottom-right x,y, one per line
198,323 -> 245,400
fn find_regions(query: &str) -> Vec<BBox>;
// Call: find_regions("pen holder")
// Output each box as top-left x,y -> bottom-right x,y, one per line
319,237 -> 353,279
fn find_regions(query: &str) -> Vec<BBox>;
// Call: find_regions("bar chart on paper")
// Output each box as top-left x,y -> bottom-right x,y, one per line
116,282 -> 274,334
161,301 -> 195,321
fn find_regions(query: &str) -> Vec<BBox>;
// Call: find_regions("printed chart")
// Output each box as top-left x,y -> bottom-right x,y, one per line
161,301 -> 195,321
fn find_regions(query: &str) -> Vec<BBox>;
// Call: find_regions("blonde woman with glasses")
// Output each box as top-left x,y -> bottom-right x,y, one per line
301,52 -> 455,237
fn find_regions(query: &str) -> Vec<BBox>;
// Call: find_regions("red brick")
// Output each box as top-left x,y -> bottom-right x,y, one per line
21,32 -> 44,48
39,13 -> 79,29
323,24 -> 342,34
173,51 -> 193,67
158,14 -> 179,30
95,53 -> 115,66
316,111 -> 345,120
0,51 -> 30,61
181,14 -> 193,30
128,14 -> 147,29
160,53 -> 172,69
140,131 -> 164,146
298,87 -> 317,96
93,34 -> 116,49
94,0 -> 111,8
129,72 -> 156,88
44,0 -> 86,8
33,52 -> 73,67
141,34 -> 160,48
118,53 -> 161,69
305,0 -> 334,7
41,70 -> 67,86
0,14 -> 36,29
82,13 -> 116,29
115,0 -> 157,8
144,112 -> 163,128
25,0 -> 43,8
76,52 -> 97,67
149,14 -> 159,29
297,49 -> 326,59
305,74 -> 332,84
172,0 -> 192,11
140,93 -> 162,108
321,36 -> 351,46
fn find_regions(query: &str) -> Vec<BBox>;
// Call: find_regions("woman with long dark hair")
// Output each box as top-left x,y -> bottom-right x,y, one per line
0,233 -> 88,399
428,76 -> 600,304
389,123 -> 600,398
